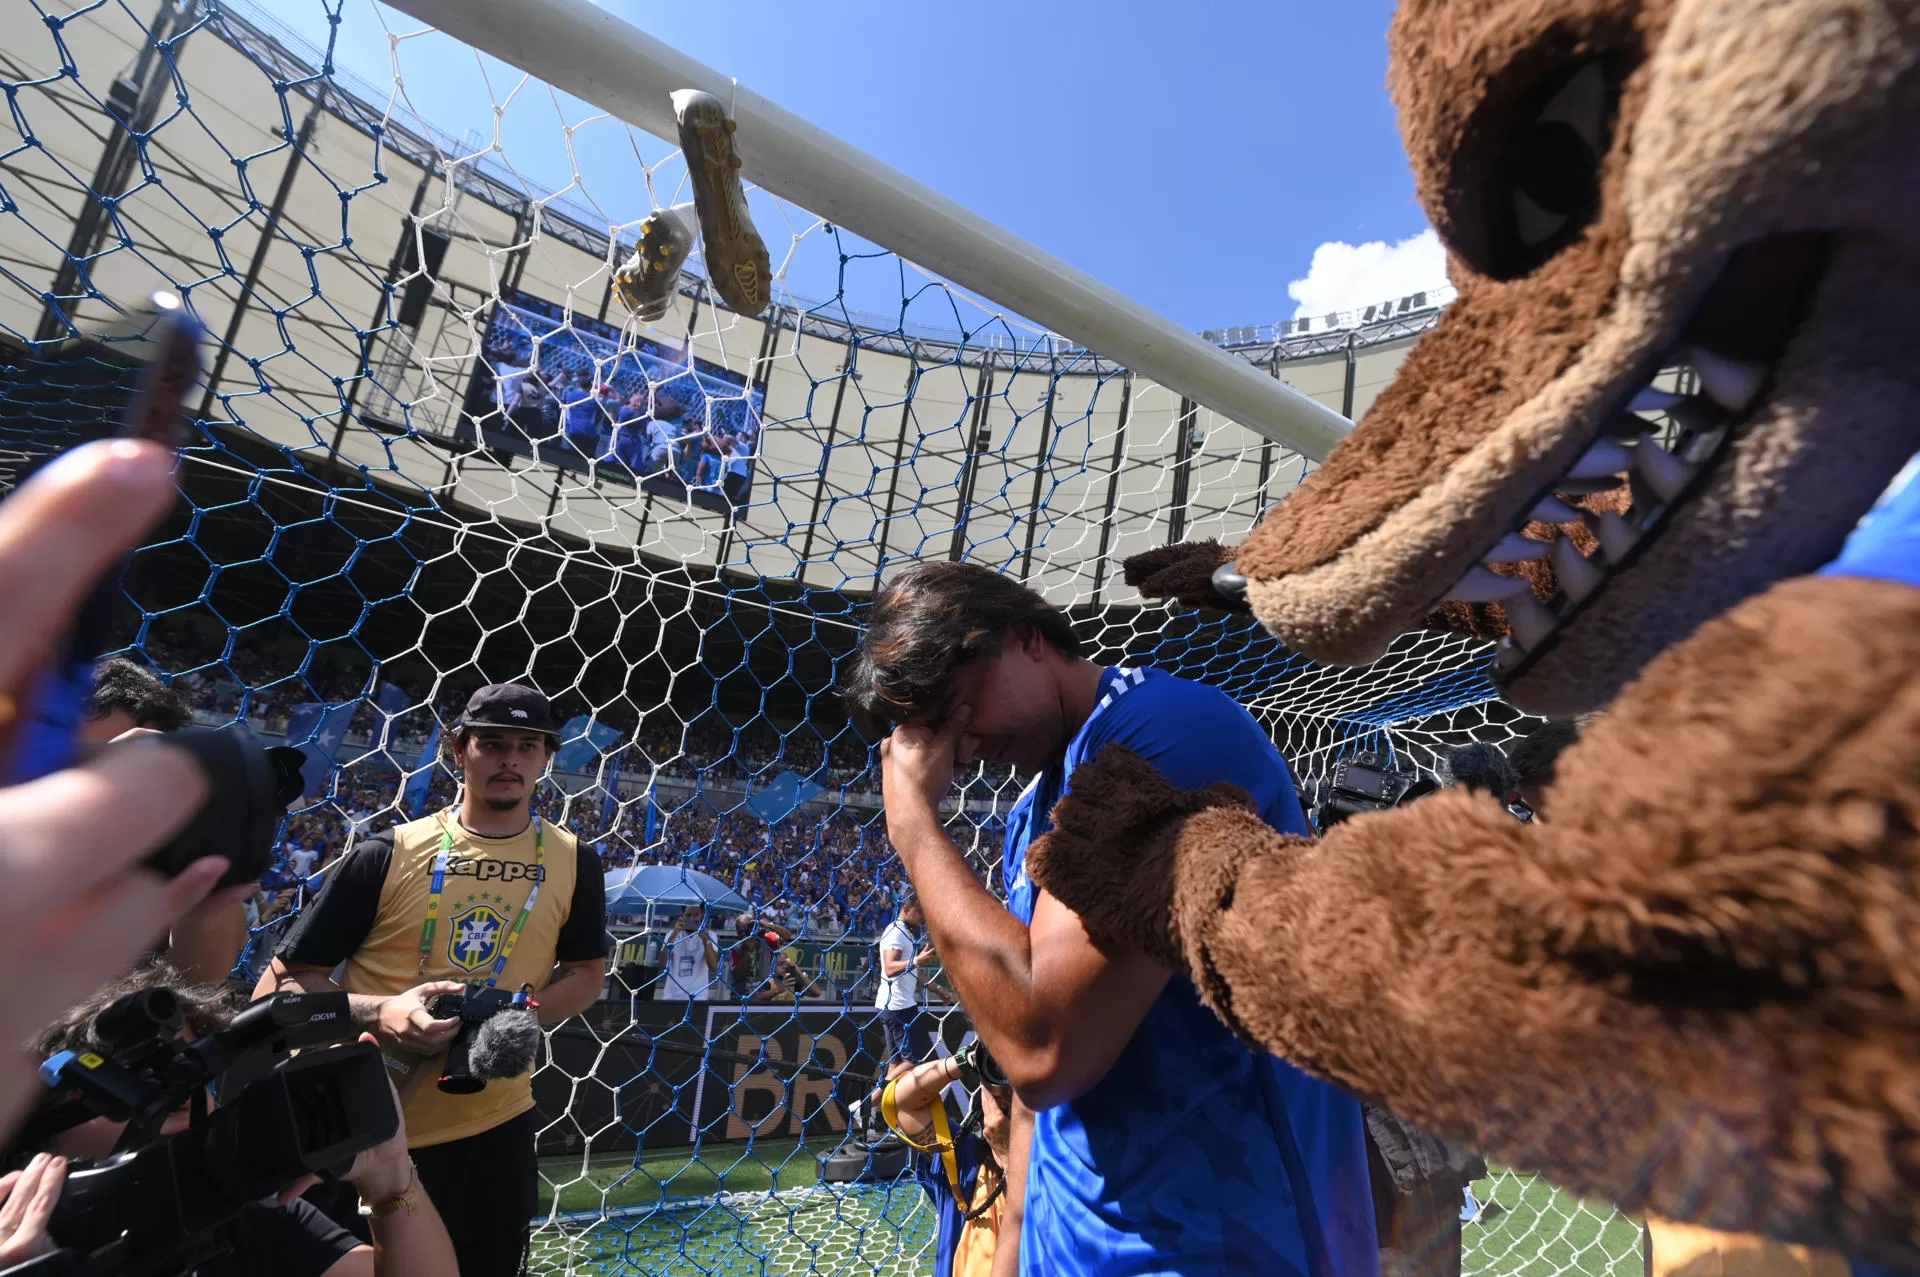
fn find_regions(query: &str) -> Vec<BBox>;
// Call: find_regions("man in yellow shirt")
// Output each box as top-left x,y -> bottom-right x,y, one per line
258,684 -> 609,1277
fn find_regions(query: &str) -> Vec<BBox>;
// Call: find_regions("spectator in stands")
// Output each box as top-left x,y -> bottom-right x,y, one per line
646,395 -> 685,477
880,1040 -> 1012,1277
613,389 -> 652,473
258,683 -> 609,1277
727,911 -> 793,1000
16,961 -> 460,1277
659,904 -> 718,1001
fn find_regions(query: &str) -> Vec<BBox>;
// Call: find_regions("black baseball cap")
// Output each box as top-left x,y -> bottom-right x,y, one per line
458,684 -> 558,736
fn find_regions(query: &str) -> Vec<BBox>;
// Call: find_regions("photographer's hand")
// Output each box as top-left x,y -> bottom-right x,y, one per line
373,981 -> 466,1056
0,1154 -> 67,1265
0,442 -> 233,1136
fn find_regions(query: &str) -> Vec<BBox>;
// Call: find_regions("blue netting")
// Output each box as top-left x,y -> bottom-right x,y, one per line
0,4 -> 1618,1275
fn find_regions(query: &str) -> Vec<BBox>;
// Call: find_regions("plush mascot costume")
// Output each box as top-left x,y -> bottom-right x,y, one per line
1026,0 -> 1920,1268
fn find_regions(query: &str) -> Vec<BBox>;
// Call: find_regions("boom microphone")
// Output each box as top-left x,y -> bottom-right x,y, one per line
1444,743 -> 1520,798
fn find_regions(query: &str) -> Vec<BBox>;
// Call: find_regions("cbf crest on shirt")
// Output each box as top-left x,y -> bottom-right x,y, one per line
340,809 -> 579,1147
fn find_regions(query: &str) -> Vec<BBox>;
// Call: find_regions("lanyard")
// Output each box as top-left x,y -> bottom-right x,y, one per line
882,1076 -> 965,1202
417,813 -> 545,984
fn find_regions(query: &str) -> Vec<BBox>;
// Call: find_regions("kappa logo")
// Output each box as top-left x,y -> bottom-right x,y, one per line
449,902 -> 509,973
447,857 -> 545,884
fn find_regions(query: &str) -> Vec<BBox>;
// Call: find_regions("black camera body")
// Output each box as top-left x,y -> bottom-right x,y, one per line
16,990 -> 397,1277
1311,751 -> 1439,832
427,983 -> 540,1095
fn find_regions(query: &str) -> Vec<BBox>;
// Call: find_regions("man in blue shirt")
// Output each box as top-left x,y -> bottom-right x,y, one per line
844,562 -> 1377,1277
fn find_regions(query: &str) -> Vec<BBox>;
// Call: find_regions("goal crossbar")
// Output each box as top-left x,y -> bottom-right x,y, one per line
380,0 -> 1356,462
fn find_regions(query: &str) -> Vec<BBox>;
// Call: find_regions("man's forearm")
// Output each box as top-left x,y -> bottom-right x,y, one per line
536,963 -> 604,1024
256,960 -> 388,1028
990,1098 -> 1032,1277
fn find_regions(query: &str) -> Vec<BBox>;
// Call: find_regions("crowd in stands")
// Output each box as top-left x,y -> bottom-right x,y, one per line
131,620 -> 1013,945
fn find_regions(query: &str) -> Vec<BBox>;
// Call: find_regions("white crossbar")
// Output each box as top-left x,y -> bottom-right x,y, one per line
382,0 -> 1355,462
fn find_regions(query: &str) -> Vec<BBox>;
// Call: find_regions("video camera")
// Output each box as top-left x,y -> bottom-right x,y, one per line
1310,751 -> 1439,833
5,990 -> 397,1277
427,983 -> 541,1095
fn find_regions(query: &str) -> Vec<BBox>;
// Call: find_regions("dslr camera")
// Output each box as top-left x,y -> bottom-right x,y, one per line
426,983 -> 541,1095
1310,751 -> 1439,832
6,989 -> 396,1277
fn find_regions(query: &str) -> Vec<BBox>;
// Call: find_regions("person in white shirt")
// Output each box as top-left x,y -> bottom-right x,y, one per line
866,895 -> 937,1135
289,843 -> 319,879
658,904 -> 718,1001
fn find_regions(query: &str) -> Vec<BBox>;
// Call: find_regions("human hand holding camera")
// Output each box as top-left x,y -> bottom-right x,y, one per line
0,440 -> 236,1133
372,981 -> 467,1056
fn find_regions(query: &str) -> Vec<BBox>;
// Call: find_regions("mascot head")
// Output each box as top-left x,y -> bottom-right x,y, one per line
1220,0 -> 1920,715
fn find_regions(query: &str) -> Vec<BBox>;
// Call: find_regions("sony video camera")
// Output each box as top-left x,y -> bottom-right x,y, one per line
426,983 -> 541,1095
6,989 -> 396,1277
1310,751 -> 1439,833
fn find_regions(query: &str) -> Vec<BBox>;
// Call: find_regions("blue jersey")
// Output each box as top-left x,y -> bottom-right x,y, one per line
1821,452 -> 1920,588
1003,666 -> 1377,1277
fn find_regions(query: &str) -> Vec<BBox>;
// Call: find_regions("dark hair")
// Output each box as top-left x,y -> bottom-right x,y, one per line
842,562 -> 1083,734
31,960 -> 236,1062
1507,719 -> 1581,785
88,657 -> 191,732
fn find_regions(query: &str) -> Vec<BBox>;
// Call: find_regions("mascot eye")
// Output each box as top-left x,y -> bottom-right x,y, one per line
1493,57 -> 1619,275
1512,61 -> 1609,250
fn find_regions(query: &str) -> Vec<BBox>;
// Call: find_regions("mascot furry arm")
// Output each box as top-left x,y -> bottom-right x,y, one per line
1032,0 -> 1920,1265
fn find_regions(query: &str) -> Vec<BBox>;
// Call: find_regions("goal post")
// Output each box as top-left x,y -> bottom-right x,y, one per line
379,0 -> 1357,463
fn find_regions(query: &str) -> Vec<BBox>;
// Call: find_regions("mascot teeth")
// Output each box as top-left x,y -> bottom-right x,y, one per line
1689,347 -> 1767,411
1633,435 -> 1695,502
1550,536 -> 1604,601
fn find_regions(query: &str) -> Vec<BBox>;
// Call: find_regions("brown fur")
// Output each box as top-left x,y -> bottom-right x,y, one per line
1228,0 -> 1920,687
1033,573 -> 1920,1264
1121,540 -> 1244,613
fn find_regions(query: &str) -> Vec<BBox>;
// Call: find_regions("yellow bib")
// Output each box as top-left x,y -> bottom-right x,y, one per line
339,809 -> 578,1148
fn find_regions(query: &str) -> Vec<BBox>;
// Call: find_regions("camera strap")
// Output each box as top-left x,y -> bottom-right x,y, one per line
417,814 -> 545,983
880,1076 -> 965,1202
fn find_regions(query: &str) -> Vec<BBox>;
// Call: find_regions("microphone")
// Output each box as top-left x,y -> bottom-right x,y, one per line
1444,743 -> 1519,798
466,1009 -> 540,1084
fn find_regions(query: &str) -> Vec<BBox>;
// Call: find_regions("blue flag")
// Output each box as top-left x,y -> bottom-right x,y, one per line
643,781 -> 660,845
600,743 -> 627,830
284,700 -> 360,797
553,715 -> 622,774
745,769 -> 824,825
404,721 -> 440,817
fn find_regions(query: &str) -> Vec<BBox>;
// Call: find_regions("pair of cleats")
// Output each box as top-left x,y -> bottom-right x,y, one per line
613,90 -> 772,320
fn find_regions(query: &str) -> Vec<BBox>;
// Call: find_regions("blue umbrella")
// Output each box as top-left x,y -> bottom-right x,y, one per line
604,864 -> 750,918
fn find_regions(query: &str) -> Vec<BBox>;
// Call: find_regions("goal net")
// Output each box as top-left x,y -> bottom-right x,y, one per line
0,2 -> 1642,1273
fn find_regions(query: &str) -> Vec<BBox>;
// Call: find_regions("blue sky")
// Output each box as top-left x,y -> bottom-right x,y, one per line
264,0 -> 1446,331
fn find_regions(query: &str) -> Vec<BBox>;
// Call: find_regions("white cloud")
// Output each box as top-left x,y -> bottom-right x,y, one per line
1287,228 -> 1449,319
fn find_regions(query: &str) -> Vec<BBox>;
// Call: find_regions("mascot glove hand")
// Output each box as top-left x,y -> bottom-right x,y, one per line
1027,744 -> 1255,967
